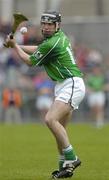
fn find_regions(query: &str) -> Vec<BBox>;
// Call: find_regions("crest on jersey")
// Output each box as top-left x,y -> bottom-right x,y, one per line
34,51 -> 43,59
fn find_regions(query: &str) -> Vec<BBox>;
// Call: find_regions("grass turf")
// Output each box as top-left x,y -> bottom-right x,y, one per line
0,123 -> 109,180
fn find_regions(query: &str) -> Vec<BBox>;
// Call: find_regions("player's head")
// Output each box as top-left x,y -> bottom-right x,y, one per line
41,10 -> 61,38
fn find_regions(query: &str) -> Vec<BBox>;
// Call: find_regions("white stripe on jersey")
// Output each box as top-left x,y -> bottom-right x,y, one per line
57,60 -> 73,76
51,62 -> 64,78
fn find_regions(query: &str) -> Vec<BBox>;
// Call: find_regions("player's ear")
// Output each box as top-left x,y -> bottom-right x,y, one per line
55,22 -> 60,31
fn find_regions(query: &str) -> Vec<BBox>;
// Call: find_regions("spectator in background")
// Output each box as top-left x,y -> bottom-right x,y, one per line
86,48 -> 103,68
104,56 -> 109,118
6,49 -> 21,67
74,43 -> 89,72
2,87 -> 22,124
33,70 -> 54,119
86,65 -> 106,128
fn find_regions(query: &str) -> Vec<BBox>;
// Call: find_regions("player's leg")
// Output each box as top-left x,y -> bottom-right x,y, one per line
53,109 -> 80,175
44,100 -> 80,178
57,111 -> 72,170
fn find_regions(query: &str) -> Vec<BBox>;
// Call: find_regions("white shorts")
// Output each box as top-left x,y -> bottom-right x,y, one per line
55,77 -> 85,110
87,92 -> 105,107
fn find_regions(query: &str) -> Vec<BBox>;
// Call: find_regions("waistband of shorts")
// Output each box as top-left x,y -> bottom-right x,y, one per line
57,77 -> 83,83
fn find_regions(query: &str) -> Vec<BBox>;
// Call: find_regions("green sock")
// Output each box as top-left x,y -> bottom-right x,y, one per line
63,145 -> 76,160
59,155 -> 65,170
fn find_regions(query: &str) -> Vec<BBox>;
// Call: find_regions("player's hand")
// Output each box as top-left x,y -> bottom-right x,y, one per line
4,34 -> 16,48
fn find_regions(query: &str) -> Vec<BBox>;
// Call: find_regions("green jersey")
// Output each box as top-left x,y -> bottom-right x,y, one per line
30,30 -> 83,81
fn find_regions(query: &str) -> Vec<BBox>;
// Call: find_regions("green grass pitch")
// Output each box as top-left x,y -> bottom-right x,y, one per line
0,123 -> 109,180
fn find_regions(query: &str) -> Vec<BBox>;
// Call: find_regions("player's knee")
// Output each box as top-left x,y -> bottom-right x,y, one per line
44,113 -> 54,127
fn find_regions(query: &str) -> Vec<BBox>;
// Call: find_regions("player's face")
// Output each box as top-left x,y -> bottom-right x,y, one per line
41,22 -> 56,37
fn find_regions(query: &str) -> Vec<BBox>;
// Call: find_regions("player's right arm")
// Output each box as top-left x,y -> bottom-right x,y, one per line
20,45 -> 38,54
14,44 -> 32,66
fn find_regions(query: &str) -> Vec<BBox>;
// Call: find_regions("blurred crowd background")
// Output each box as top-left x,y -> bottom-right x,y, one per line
0,0 -> 109,127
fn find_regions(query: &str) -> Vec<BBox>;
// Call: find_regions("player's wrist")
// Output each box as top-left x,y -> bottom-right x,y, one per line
14,43 -> 19,48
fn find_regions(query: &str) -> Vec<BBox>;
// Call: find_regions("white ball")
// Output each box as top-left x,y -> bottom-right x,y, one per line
20,27 -> 27,34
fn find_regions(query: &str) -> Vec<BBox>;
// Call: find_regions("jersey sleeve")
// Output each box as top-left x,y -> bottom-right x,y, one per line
29,36 -> 61,66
